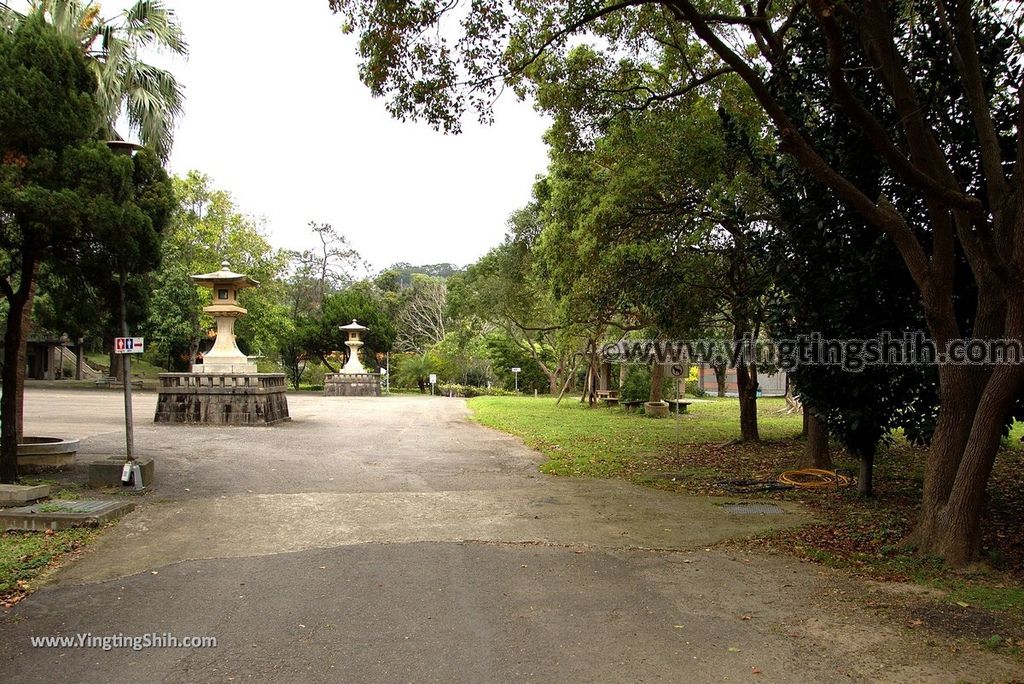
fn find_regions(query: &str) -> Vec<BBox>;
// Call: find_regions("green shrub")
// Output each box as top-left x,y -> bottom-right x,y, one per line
686,379 -> 707,397
619,366 -> 675,402
439,383 -> 515,398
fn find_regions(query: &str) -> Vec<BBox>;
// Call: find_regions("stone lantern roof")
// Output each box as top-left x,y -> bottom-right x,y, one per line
191,260 -> 259,289
339,319 -> 368,333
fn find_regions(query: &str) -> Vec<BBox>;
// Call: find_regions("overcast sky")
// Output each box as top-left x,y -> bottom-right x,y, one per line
26,0 -> 553,273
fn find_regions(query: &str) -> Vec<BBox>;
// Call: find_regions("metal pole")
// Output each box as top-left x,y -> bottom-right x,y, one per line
514,373 -> 518,394
674,372 -> 681,460
120,271 -> 134,462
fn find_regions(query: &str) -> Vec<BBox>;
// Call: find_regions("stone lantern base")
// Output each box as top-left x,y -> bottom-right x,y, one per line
154,373 -> 290,425
324,372 -> 381,397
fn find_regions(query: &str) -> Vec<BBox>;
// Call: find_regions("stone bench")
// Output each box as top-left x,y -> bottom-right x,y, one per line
94,376 -> 143,389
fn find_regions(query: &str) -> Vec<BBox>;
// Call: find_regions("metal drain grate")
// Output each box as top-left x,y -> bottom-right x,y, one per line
722,502 -> 786,515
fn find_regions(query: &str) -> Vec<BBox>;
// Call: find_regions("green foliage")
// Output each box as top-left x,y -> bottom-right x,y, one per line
393,352 -> 435,392
381,262 -> 461,287
6,0 -> 189,159
619,365 -> 675,404
430,325 -> 493,386
143,171 -> 291,370
437,383 -> 513,398
482,332 -> 549,393
0,17 -> 174,480
299,284 -> 395,371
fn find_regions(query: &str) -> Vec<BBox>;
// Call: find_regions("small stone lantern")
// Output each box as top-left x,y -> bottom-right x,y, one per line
340,319 -> 368,374
191,260 -> 259,373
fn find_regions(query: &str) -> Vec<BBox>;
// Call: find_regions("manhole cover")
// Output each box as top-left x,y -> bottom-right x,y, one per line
24,500 -> 115,514
722,502 -> 786,515
0,499 -> 135,531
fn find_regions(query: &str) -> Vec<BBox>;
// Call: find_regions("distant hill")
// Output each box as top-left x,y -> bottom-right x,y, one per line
380,262 -> 463,287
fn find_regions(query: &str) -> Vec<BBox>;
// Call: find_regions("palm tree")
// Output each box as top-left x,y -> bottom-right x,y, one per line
1,0 -> 187,159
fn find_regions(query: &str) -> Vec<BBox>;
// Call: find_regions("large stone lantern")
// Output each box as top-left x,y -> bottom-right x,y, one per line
153,259 -> 290,425
192,261 -> 258,373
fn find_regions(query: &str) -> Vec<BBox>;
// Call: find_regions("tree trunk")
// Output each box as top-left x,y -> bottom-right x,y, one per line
801,407 -> 833,469
1,297 -> 28,483
933,362 -> 1024,565
15,277 -> 36,440
736,361 -> 759,442
713,362 -> 727,397
1,261 -> 37,483
915,364 -> 983,547
857,447 -> 875,498
318,353 -> 338,373
649,361 -> 665,403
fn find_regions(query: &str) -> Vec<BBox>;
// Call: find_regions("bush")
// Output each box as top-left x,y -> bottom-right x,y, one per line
619,366 -> 675,402
438,383 -> 515,398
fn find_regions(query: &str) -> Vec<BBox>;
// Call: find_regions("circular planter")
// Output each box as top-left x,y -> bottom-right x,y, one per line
17,436 -> 79,471
644,401 -> 670,419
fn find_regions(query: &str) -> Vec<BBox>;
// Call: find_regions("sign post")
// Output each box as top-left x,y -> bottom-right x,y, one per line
114,337 -> 144,488
670,364 -> 686,459
429,373 -> 437,396
511,367 -> 521,394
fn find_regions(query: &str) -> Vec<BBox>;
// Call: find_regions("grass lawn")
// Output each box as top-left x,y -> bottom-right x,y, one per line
0,528 -> 98,608
469,394 -> 1024,622
470,395 -> 804,477
84,352 -> 167,379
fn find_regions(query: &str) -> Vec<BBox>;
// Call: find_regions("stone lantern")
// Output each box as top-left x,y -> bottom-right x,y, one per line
324,319 -> 382,397
340,319 -> 368,374
191,261 -> 258,373
153,259 -> 290,425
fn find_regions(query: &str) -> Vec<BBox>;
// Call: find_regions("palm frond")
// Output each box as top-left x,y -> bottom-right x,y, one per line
121,0 -> 187,56
122,60 -> 186,160
4,0 -> 187,158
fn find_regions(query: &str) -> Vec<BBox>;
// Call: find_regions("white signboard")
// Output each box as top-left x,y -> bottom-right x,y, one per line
511,367 -> 521,373
114,337 -> 145,354
429,374 -> 437,385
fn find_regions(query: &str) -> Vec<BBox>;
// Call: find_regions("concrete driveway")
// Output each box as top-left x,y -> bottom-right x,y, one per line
0,389 -> 1016,682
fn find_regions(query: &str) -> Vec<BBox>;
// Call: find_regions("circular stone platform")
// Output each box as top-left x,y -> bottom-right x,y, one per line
17,436 -> 80,470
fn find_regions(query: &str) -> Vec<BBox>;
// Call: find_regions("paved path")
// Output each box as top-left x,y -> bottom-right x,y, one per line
0,389 -> 1016,682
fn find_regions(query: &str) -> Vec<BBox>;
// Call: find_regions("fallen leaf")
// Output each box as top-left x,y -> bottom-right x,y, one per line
728,646 -> 742,653
752,667 -> 763,674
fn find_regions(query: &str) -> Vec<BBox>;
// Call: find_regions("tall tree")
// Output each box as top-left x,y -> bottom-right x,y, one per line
289,221 -> 364,312
329,0 -> 1024,565
394,274 -> 451,353
456,206 -> 575,395
2,0 -> 187,159
0,16 -> 172,482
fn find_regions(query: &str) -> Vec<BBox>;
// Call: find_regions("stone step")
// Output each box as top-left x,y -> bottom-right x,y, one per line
0,484 -> 51,505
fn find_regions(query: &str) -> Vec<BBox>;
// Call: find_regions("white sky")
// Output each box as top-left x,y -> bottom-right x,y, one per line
24,1 -> 553,272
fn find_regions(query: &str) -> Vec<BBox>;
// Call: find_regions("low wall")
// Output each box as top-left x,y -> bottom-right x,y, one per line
324,372 -> 382,397
154,373 -> 290,425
